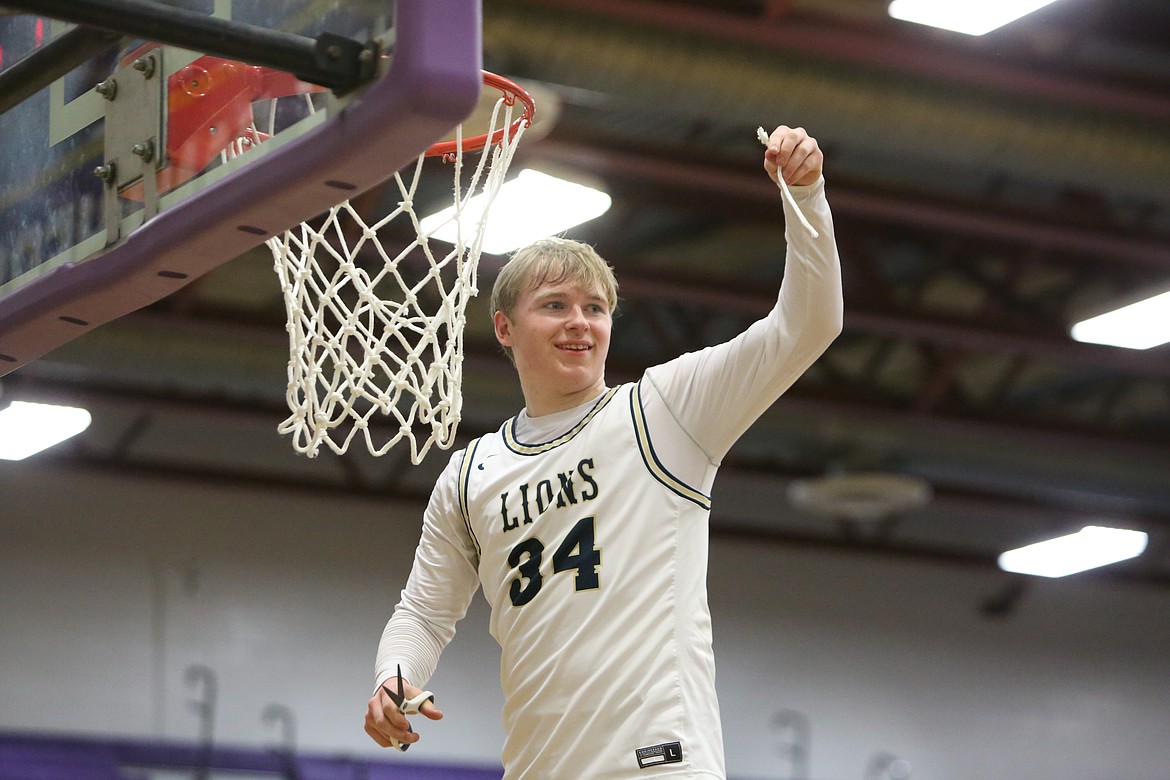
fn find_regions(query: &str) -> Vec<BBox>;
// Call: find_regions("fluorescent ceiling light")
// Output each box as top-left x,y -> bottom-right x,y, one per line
998,526 -> 1148,578
421,169 -> 612,255
0,401 -> 92,461
888,0 -> 1061,36
1070,289 -> 1170,350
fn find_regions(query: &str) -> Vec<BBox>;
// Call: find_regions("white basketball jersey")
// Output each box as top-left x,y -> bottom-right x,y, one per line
376,177 -> 842,780
457,381 -> 723,778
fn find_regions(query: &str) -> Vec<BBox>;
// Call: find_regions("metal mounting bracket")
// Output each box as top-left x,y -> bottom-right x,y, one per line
96,48 -> 166,245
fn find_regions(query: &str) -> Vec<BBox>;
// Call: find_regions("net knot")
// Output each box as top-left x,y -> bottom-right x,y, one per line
267,86 -> 529,463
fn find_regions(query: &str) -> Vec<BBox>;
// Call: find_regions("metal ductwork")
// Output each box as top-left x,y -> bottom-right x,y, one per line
483,1 -> 1170,206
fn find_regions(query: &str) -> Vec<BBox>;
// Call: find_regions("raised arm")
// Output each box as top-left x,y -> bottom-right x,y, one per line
763,123 -> 824,188
642,125 -> 843,465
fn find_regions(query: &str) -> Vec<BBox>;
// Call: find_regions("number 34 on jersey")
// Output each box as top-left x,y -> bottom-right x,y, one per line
507,516 -> 601,607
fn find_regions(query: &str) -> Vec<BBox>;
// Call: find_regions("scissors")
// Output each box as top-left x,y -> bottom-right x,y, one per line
381,664 -> 436,752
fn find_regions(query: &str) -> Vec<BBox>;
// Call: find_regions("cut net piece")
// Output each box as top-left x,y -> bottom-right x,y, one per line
267,92 -> 528,462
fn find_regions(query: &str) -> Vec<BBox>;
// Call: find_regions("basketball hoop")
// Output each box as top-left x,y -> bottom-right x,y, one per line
425,72 -> 535,161
266,72 -> 534,462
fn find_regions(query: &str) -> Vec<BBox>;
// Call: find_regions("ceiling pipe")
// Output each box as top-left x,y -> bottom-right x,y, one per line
614,272 -> 1170,380
486,3 -> 1170,204
528,140 -> 1170,270
10,333 -> 1170,475
504,0 -> 1170,123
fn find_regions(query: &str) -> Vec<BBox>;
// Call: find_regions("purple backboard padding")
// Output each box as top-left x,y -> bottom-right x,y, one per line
0,0 -> 482,376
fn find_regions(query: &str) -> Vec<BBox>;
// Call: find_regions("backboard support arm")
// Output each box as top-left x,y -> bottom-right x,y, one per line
3,0 -> 377,91
0,23 -> 122,116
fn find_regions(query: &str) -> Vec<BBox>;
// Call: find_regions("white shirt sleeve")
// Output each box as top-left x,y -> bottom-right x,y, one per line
374,449 -> 481,691
642,175 -> 842,469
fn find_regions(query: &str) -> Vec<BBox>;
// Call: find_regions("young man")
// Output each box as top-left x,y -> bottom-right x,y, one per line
365,125 -> 842,778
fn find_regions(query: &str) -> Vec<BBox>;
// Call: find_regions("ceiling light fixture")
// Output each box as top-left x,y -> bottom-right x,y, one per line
0,401 -> 92,461
998,525 -> 1149,577
421,168 -> 612,256
786,472 -> 933,523
888,0 -> 1062,36
1070,289 -> 1170,350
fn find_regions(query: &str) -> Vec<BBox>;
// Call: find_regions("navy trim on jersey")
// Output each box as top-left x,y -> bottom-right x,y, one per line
502,386 -> 622,455
457,439 -> 483,559
630,380 -> 712,510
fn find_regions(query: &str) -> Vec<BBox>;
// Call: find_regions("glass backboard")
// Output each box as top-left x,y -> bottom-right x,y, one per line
0,0 -> 481,375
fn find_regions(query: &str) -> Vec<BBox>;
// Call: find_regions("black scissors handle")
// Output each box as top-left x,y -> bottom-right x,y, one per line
381,664 -> 435,752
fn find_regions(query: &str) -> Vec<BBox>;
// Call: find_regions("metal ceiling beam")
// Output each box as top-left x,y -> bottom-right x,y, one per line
10,347 -> 1170,504
507,0 -> 1170,122
614,273 -> 1170,380
489,2 -> 1170,211
11,283 -> 1167,458
529,140 -> 1170,269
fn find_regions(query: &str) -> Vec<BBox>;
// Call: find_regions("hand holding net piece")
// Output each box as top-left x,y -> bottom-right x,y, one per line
757,126 -> 819,238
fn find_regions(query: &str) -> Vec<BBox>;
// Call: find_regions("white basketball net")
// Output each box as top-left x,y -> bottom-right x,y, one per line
265,95 -> 527,463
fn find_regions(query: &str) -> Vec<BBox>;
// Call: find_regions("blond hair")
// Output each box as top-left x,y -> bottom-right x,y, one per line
490,238 -> 619,361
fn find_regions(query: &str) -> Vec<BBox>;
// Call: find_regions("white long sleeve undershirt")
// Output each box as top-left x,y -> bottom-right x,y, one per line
375,175 -> 842,695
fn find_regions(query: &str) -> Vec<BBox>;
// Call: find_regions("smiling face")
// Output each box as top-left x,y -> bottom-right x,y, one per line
494,277 -> 613,416
490,239 -> 618,417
